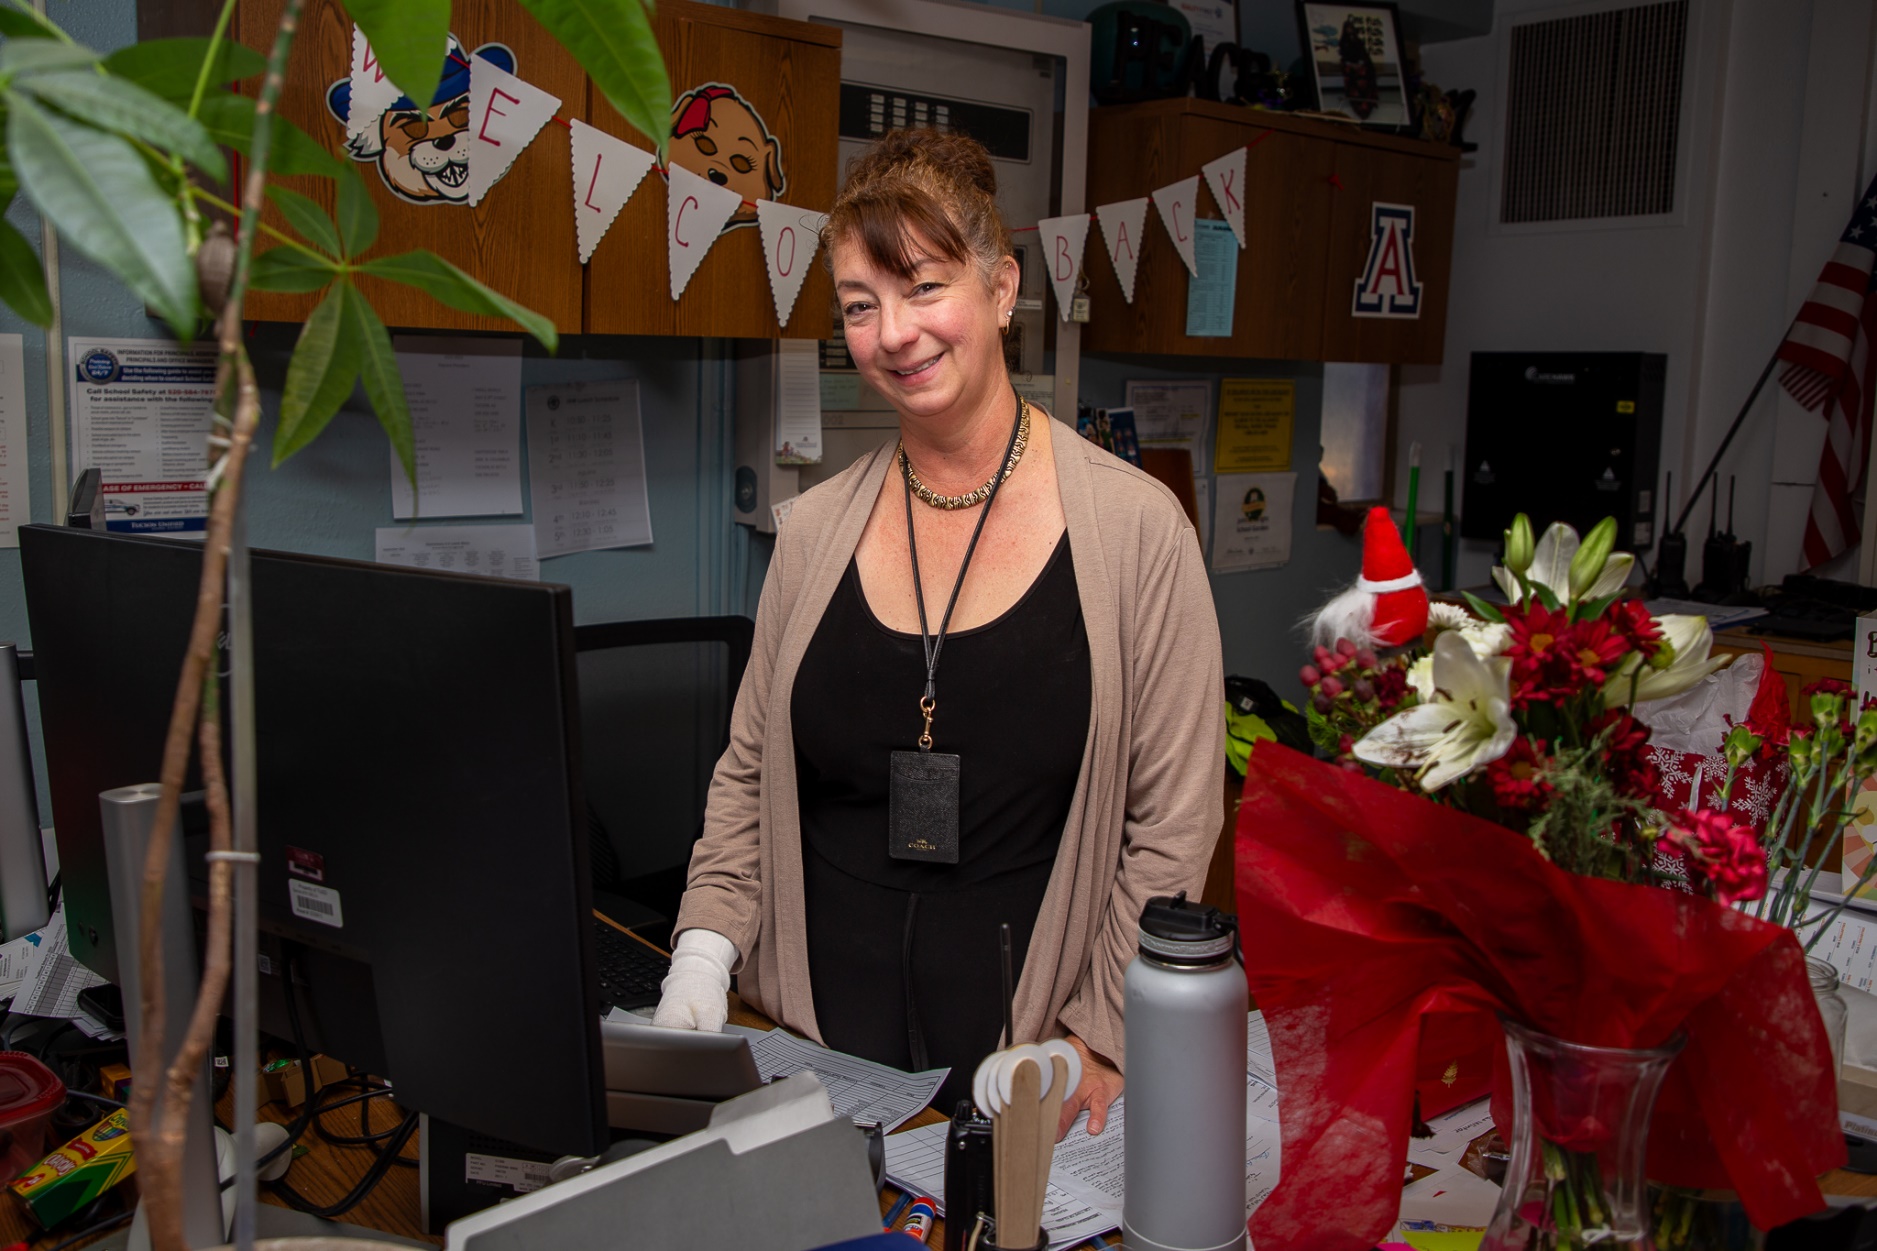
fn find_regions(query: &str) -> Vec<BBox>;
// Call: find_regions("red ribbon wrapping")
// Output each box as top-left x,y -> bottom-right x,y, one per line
1234,744 -> 1842,1249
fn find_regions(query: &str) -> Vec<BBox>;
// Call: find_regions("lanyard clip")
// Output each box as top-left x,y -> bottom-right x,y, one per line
918,694 -> 936,751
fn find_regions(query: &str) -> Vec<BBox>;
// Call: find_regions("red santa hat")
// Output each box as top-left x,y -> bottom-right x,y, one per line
1309,507 -> 1429,650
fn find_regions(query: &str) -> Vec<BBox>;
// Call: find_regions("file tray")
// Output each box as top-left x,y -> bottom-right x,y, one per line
442,1072 -> 882,1251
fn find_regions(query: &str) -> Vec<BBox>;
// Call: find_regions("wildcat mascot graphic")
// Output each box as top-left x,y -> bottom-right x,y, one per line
327,37 -> 515,206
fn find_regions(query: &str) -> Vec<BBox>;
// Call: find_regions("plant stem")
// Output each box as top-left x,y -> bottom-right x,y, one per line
131,3 -> 302,1248
186,0 -> 241,121
186,186 -> 333,265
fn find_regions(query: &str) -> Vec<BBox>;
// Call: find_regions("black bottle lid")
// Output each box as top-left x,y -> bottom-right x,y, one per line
1137,891 -> 1237,965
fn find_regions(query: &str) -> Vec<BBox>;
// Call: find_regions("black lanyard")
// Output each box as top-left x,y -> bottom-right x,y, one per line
902,394 -> 1026,752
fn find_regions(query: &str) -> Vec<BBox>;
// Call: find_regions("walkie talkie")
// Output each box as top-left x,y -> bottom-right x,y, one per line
944,1099 -> 995,1251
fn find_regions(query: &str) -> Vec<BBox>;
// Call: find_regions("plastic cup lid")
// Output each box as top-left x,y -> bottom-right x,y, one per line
0,1051 -> 66,1122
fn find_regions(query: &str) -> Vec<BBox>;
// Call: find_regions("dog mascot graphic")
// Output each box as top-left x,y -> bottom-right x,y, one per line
327,37 -> 515,205
667,84 -> 786,229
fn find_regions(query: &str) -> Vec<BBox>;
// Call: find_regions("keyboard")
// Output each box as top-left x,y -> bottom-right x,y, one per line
595,920 -> 672,1014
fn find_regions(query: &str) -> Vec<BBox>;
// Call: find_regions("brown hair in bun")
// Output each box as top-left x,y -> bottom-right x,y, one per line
823,129 -> 1012,287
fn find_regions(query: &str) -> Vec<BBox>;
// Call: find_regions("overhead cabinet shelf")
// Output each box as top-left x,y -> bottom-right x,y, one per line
1082,99 -> 1459,365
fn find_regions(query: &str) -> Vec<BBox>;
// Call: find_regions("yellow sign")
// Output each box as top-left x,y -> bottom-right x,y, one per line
1214,380 -> 1294,473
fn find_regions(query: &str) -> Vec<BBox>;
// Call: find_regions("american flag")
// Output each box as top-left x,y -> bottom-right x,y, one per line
1778,172 -> 1877,568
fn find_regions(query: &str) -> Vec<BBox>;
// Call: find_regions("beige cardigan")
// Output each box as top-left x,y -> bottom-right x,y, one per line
673,418 -> 1225,1071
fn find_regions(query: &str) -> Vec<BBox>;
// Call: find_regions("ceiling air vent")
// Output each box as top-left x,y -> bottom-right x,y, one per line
1500,0 -> 1688,225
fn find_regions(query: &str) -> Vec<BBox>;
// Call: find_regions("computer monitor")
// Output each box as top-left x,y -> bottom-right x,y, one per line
20,524 -> 608,1158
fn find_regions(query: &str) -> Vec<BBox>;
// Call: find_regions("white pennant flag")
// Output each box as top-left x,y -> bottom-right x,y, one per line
757,201 -> 827,326
1152,176 -> 1201,277
345,26 -> 405,144
466,53 -> 562,207
667,163 -> 745,300
568,120 -> 656,264
1201,147 -> 1248,250
1097,198 -> 1149,304
1035,214 -> 1090,322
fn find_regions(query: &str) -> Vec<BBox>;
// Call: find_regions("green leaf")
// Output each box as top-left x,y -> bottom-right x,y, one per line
1461,590 -> 1505,624
196,92 -> 343,179
102,37 -> 266,103
343,283 -> 413,487
517,0 -> 670,160
7,93 -> 195,335
248,245 -> 339,293
275,282 -> 361,465
266,185 -> 341,258
1529,581 -> 1562,613
335,163 -> 377,257
360,250 -> 558,352
0,8 -> 63,40
0,39 -> 99,76
346,0 -> 449,122
16,70 -> 227,180
0,216 -> 49,326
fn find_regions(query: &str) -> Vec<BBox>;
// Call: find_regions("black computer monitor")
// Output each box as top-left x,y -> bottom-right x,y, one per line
20,524 -> 608,1158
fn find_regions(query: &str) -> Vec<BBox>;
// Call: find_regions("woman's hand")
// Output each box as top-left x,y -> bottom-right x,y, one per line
1056,1033 -> 1123,1141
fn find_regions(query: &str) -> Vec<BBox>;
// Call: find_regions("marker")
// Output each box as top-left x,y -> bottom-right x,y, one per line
901,1197 -> 937,1243
881,1191 -> 912,1232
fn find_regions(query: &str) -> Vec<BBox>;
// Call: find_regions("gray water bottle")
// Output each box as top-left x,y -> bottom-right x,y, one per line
1122,892 -> 1248,1251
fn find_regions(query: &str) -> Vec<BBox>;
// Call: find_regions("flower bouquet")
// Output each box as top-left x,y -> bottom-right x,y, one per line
1236,510 -> 1844,1251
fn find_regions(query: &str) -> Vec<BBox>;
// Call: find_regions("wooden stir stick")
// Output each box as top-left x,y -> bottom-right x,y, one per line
995,1054 -> 1044,1250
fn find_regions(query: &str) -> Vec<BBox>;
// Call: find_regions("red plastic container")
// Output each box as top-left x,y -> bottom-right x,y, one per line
0,1052 -> 65,1181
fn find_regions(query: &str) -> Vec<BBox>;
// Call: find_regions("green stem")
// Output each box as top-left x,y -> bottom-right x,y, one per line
187,0 -> 241,121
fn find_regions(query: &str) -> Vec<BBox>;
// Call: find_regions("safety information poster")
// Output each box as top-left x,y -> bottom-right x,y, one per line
68,337 -> 218,536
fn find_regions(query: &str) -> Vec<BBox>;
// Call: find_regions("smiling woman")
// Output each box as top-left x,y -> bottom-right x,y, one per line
655,129 -> 1225,1143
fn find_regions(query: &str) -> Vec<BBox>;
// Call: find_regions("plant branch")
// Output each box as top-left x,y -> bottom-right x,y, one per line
187,0 -> 241,121
132,3 -> 302,1248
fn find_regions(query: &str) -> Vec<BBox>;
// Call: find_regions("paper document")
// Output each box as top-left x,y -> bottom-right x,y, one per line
885,1011 -> 1286,1249
68,337 -> 219,536
375,524 -> 539,581
10,902 -> 105,1019
525,380 -> 653,558
1125,380 -> 1209,465
1211,472 -> 1295,573
390,336 -> 524,519
774,340 -> 822,465
745,1029 -> 947,1133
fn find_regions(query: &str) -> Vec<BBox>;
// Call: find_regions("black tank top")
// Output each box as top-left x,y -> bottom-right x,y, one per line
791,532 -> 1090,1100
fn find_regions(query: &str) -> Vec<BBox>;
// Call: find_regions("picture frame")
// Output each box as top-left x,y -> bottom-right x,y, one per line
1295,2 -> 1412,130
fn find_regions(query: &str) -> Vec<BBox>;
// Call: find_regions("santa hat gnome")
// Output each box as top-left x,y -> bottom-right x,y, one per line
1310,507 -> 1429,650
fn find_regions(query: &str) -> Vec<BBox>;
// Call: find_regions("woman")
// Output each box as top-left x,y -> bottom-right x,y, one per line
653,130 -> 1222,1138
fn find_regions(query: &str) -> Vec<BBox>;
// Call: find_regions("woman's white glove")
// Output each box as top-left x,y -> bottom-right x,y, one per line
651,928 -> 737,1031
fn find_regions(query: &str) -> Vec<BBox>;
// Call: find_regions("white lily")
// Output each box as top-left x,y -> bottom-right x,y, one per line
1491,521 -> 1634,608
1355,631 -> 1517,791
1426,602 -> 1512,660
1604,613 -> 1732,706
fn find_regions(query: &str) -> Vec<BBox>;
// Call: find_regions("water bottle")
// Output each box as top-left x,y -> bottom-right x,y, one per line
1122,892 -> 1248,1251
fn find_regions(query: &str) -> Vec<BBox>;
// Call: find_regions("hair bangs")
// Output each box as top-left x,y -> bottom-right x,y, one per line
846,187 -> 974,281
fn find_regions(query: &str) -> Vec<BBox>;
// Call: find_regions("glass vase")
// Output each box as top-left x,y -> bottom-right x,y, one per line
1808,956 -> 1847,1076
1481,1018 -> 1685,1251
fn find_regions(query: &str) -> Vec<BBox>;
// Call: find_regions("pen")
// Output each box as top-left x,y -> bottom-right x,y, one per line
882,1191 -> 913,1231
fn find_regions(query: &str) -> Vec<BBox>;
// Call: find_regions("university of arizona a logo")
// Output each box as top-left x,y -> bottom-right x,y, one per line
1351,202 -> 1422,319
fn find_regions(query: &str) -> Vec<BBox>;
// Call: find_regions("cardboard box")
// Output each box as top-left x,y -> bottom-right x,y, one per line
261,1054 -> 352,1108
7,1109 -> 136,1227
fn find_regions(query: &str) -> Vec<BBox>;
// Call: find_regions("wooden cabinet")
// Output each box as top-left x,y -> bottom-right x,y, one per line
239,0 -> 590,334
583,3 -> 838,338
237,0 -> 839,339
1082,100 -> 1459,364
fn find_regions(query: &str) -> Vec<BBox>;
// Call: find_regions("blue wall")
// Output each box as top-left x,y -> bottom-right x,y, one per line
5,0 -> 1360,852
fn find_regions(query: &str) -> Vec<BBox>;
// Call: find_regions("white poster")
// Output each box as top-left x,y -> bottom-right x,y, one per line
568,120 -> 656,264
389,335 -> 524,520
1211,472 -> 1295,573
1096,198 -> 1149,304
1035,214 -> 1091,322
375,524 -> 538,580
525,379 -> 653,559
774,340 -> 822,465
68,337 -> 218,537
757,201 -> 827,327
1858,614 -> 1877,714
1172,0 -> 1236,49
666,164 -> 744,300
1125,379 -> 1209,464
1202,147 -> 1248,250
345,25 -> 404,145
465,51 -> 562,207
1152,176 -> 1202,277
0,335 -> 26,547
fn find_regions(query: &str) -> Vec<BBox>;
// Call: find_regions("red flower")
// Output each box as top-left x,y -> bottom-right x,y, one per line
1502,601 -> 1582,708
1371,663 -> 1408,710
1564,618 -> 1632,686
1663,808 -> 1767,905
1486,737 -> 1553,811
1590,710 -> 1658,799
1606,599 -> 1663,661
1743,642 -> 1792,755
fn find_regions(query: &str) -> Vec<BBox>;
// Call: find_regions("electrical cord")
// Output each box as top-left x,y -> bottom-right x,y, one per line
267,1108 -> 420,1220
38,1207 -> 133,1251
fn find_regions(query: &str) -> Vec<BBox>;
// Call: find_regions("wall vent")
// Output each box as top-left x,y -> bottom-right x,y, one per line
1500,0 -> 1688,225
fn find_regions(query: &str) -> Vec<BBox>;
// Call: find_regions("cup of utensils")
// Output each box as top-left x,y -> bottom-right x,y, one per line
959,1039 -> 1082,1251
